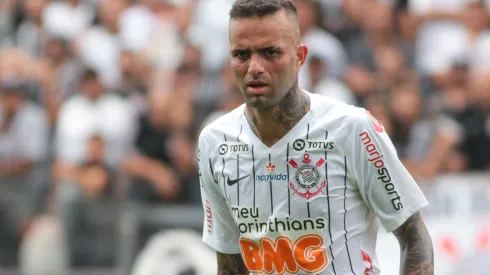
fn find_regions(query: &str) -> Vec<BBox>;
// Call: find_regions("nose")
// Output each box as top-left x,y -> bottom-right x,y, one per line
247,54 -> 265,78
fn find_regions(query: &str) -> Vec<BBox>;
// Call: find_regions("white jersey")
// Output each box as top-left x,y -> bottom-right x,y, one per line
198,92 -> 428,275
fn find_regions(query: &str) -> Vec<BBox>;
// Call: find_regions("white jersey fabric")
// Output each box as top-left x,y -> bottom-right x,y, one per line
198,92 -> 428,275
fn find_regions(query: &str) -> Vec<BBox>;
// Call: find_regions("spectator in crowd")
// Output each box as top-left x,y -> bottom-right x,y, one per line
191,0 -> 234,73
55,68 -> 136,168
0,75 -> 49,266
448,71 -> 490,171
54,134 -> 117,267
294,0 -> 349,89
344,0 -> 396,72
42,0 -> 94,41
308,55 -> 357,106
412,0 -> 490,90
343,0 -> 417,105
75,0 -> 128,88
116,50 -> 151,116
387,83 -> 460,179
16,0 -> 47,58
38,37 -> 83,125
374,45 -> 417,92
122,92 -> 181,203
119,0 -> 185,72
343,65 -> 376,106
122,88 -> 198,205
119,90 -> 198,267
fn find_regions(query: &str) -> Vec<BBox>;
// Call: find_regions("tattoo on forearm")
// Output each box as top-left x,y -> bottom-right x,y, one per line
217,252 -> 249,275
393,212 -> 434,275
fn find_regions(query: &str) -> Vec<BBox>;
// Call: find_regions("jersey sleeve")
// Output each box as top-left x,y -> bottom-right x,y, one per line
198,129 -> 241,254
350,109 -> 429,232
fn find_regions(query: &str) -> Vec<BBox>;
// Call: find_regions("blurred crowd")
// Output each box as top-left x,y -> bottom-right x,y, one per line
0,0 -> 490,271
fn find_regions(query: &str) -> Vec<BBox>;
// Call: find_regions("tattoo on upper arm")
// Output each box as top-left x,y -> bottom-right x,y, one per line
393,212 -> 434,275
217,252 -> 249,275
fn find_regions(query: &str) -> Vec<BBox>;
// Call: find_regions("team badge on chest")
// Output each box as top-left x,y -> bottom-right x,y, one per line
288,153 -> 327,200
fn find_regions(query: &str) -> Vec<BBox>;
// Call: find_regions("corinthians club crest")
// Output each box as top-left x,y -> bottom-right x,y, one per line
288,153 -> 326,200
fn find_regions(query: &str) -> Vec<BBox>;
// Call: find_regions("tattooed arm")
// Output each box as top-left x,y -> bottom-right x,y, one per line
217,252 -> 250,275
393,212 -> 434,275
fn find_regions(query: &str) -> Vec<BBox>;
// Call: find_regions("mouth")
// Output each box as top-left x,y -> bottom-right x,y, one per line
246,82 -> 269,95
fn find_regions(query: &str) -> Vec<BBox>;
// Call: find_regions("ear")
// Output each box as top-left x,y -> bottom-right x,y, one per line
295,44 -> 308,73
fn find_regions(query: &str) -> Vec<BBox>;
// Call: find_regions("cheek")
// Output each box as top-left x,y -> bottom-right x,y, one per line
231,62 -> 247,79
230,70 -> 243,84
271,63 -> 296,89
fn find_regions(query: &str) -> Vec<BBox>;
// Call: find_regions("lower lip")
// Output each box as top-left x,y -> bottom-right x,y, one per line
247,86 -> 268,95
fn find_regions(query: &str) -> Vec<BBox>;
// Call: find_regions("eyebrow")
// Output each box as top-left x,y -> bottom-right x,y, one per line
231,46 -> 280,53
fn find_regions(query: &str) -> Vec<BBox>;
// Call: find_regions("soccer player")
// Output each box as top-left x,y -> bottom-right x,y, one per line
197,0 -> 434,274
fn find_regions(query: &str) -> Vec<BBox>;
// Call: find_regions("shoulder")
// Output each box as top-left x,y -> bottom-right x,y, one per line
314,79 -> 357,106
310,93 -> 371,127
309,92 -> 387,143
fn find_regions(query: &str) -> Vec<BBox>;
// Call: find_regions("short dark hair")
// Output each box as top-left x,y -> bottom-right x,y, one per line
81,68 -> 99,83
230,0 -> 298,19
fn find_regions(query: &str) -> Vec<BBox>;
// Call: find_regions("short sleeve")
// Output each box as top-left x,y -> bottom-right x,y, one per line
198,130 -> 241,254
351,109 -> 429,232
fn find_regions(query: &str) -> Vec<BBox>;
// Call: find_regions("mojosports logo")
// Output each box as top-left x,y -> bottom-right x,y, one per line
256,162 -> 287,182
359,131 -> 403,210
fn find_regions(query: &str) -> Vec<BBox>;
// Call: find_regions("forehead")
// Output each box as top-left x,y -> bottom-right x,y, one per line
229,12 -> 295,49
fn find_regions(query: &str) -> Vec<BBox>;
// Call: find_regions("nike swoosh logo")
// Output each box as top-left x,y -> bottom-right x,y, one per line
227,174 -> 250,186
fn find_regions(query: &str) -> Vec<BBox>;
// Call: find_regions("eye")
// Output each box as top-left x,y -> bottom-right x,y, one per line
233,51 -> 250,60
265,49 -> 277,57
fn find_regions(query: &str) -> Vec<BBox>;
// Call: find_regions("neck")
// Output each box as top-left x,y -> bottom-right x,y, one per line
246,87 -> 310,147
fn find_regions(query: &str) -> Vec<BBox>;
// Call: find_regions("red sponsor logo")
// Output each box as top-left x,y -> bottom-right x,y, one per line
359,131 -> 403,210
362,250 -> 373,274
205,200 -> 212,233
239,234 -> 328,274
365,110 -> 384,133
266,162 -> 276,174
